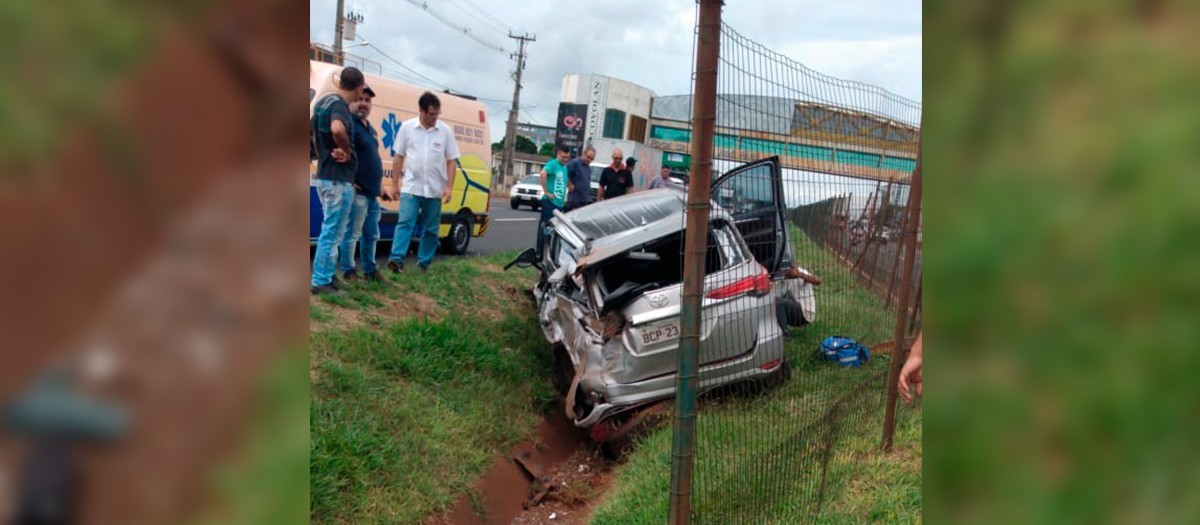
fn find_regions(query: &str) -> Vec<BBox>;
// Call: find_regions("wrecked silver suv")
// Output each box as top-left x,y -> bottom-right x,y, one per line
507,158 -> 818,439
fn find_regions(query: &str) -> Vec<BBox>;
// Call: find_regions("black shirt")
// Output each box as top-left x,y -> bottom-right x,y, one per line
311,93 -> 356,183
599,166 -> 633,199
352,117 -> 383,197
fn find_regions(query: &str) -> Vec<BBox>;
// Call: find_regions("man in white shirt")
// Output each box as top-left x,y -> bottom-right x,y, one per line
385,92 -> 461,272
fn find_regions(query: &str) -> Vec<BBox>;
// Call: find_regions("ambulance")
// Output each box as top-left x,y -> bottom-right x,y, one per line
309,61 -> 492,255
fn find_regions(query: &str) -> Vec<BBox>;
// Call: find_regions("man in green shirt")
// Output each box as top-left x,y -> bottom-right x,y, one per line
537,145 -> 571,256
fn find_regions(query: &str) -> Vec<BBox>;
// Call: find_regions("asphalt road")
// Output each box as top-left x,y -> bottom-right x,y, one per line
468,198 -> 542,256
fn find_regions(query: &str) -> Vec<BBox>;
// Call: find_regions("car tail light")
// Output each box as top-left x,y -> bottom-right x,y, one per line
705,268 -> 771,300
760,359 -> 782,371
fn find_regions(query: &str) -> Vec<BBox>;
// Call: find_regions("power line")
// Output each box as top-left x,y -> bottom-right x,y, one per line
400,0 -> 510,55
361,41 -> 449,90
442,0 -> 511,36
453,0 -> 513,32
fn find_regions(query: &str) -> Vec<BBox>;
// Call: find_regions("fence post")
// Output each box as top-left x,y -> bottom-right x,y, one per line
883,140 -> 922,451
669,1 -> 722,523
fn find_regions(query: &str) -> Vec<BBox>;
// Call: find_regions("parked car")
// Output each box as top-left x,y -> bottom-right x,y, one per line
510,173 -> 545,210
507,157 -> 819,443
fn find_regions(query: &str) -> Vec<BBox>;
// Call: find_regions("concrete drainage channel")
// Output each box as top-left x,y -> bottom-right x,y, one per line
431,404 -> 625,525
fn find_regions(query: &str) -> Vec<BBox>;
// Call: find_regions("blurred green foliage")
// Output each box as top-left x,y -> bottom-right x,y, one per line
925,1 -> 1200,524
0,0 -> 165,175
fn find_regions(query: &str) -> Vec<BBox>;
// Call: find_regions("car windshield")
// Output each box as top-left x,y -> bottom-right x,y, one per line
522,175 -> 541,185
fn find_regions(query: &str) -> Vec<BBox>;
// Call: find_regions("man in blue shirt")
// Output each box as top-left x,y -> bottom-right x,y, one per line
339,85 -> 387,282
310,67 -> 365,295
564,146 -> 596,211
537,145 -> 570,256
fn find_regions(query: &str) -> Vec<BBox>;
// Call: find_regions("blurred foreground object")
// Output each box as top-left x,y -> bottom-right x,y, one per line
0,0 -> 309,523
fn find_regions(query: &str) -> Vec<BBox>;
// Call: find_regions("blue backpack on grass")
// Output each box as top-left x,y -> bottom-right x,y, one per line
819,336 -> 870,368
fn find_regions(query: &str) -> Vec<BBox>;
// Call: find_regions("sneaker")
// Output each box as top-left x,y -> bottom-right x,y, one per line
329,277 -> 342,290
364,271 -> 382,282
310,284 -> 344,296
343,270 -> 360,282
387,260 -> 404,273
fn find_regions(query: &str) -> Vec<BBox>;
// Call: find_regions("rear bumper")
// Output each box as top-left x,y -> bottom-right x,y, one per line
573,328 -> 787,427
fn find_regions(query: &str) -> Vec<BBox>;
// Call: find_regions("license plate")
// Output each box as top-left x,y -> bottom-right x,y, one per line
640,321 -> 680,345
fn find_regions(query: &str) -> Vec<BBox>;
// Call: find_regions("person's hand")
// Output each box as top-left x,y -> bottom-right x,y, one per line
898,353 -> 922,403
331,148 -> 349,162
388,188 -> 400,201
442,186 -> 452,204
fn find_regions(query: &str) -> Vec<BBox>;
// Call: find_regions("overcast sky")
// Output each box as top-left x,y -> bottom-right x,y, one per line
310,0 -> 921,141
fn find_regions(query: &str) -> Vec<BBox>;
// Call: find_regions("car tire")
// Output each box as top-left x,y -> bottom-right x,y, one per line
510,199 -> 519,209
440,214 -> 472,255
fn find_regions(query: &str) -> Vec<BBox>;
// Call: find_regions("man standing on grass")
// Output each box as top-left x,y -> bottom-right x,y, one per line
564,145 -> 595,211
339,85 -> 388,283
310,67 -> 365,295
536,145 -> 570,256
386,91 -> 460,273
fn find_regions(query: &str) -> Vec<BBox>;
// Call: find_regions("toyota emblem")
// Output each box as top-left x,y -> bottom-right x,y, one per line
649,294 -> 669,308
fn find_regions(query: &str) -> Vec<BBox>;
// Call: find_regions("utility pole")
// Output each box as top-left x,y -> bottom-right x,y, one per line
502,32 -> 535,189
333,0 -> 345,64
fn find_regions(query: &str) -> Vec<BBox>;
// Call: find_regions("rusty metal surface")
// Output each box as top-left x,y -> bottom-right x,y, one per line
883,142 -> 922,451
669,1 -> 723,524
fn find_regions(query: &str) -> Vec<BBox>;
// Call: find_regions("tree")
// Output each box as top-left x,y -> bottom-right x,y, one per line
538,142 -> 555,156
493,135 -> 537,155
514,135 -> 537,154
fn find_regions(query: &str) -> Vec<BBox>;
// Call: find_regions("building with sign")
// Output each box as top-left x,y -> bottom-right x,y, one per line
648,94 -> 919,183
554,74 -> 656,155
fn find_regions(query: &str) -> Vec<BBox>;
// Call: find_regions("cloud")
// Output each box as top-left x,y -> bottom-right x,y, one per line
309,0 -> 921,141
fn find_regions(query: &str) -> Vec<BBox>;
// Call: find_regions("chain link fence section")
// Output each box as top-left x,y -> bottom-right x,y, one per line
665,18 -> 922,525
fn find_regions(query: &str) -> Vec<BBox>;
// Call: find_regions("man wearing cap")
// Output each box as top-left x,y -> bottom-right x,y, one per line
598,150 -> 634,201
338,85 -> 387,282
310,66 -> 365,295
386,91 -> 461,273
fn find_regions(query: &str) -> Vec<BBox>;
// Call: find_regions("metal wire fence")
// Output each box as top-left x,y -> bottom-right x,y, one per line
665,9 -> 922,524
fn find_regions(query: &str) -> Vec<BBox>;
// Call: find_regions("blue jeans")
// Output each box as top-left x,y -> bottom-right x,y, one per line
339,194 -> 382,274
311,179 -> 355,287
536,199 -> 560,256
388,193 -> 442,268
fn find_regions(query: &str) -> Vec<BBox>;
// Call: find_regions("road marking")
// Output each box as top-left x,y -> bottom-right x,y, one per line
492,218 -> 538,222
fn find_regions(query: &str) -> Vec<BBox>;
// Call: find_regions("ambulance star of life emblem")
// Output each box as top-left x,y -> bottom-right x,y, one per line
649,294 -> 669,308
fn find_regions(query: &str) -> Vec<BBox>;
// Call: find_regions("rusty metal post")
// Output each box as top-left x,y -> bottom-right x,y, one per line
883,141 -> 922,451
670,1 -> 721,523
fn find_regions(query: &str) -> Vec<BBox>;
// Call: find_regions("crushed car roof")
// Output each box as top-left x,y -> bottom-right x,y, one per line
559,187 -> 737,274
561,188 -> 686,240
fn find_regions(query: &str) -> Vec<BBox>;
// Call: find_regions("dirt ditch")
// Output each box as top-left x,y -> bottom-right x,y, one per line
426,406 -> 618,525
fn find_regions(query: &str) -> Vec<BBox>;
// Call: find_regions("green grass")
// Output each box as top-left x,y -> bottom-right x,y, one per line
592,230 -> 921,524
309,252 -> 556,525
188,348 -> 310,525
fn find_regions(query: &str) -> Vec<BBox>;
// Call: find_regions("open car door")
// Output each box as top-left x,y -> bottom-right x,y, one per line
711,156 -> 792,275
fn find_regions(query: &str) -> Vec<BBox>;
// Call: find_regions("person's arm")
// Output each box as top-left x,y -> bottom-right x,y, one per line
442,129 -> 461,204
898,332 -> 923,403
331,119 -> 351,162
389,125 -> 408,199
391,155 -> 406,199
597,170 -> 608,201
540,167 -> 554,201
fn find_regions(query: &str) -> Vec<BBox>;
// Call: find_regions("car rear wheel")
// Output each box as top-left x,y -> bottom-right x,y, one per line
441,214 -> 472,255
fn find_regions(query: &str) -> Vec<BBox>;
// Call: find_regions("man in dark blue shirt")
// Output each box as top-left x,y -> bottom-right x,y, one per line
311,66 -> 365,295
564,145 -> 596,211
339,85 -> 387,282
